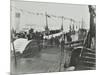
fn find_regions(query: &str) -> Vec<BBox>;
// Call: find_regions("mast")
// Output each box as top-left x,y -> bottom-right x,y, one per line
84,5 -> 96,48
15,12 -> 20,33
81,17 -> 84,29
45,12 -> 49,35
61,16 -> 64,31
45,12 -> 48,28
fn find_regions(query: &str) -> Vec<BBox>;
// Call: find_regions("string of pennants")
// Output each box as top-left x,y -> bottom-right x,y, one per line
11,6 -> 80,23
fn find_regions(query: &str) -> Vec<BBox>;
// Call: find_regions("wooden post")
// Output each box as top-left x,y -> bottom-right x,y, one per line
59,38 -> 65,71
11,29 -> 17,68
12,41 -> 17,68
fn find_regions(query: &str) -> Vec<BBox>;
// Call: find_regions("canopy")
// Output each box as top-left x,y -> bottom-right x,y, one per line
11,38 -> 31,53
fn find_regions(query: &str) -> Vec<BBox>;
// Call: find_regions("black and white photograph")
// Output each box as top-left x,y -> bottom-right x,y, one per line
10,0 -> 96,74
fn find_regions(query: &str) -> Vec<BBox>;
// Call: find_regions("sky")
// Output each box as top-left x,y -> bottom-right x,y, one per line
11,0 -> 90,32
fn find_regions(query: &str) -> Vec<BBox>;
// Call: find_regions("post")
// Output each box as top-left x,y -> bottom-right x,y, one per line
45,12 -> 48,27
45,12 -> 49,42
59,36 -> 65,71
61,16 -> 64,31
12,42 -> 17,68
59,17 -> 65,71
11,29 -> 17,68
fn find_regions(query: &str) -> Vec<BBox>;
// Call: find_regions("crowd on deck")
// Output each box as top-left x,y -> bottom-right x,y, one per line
12,28 -> 75,47
11,27 -> 88,49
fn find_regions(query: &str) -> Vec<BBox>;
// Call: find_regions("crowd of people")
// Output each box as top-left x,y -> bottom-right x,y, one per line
14,28 -> 43,40
12,28 -> 74,49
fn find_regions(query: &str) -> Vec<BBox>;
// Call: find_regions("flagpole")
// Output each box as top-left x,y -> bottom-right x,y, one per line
45,12 -> 48,27
45,12 -> 49,39
61,16 -> 64,31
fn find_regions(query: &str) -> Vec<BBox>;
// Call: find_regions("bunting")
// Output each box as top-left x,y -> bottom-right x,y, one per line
11,6 -> 79,23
